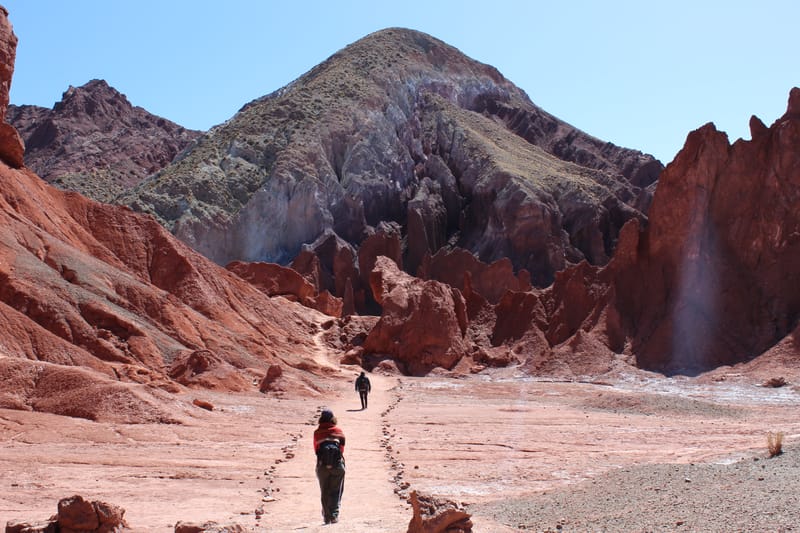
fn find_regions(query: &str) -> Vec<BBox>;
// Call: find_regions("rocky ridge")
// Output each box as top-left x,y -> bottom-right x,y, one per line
122,27 -> 662,288
8,79 -> 201,202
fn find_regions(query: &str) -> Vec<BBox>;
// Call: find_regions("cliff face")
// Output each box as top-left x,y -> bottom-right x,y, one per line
123,28 -> 661,287
623,89 -> 800,372
519,88 -> 800,375
7,80 -> 201,202
0,5 -> 22,168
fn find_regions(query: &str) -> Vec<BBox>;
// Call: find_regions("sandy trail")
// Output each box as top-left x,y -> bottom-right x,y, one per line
259,373 -> 411,531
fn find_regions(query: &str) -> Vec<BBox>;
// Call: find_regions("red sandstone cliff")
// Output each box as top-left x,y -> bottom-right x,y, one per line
506,88 -> 800,376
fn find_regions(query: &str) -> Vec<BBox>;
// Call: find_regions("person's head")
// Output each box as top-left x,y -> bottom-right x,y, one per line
319,408 -> 336,425
359,371 -> 365,377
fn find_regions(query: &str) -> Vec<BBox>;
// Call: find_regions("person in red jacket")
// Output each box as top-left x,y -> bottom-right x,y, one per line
313,408 -> 346,524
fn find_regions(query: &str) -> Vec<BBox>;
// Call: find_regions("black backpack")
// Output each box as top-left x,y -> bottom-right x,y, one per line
318,440 -> 342,468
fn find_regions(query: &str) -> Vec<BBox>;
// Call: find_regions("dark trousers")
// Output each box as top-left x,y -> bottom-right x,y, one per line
359,390 -> 368,408
316,462 -> 345,522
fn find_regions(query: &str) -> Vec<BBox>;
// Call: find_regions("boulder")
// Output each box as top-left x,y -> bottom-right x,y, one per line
407,491 -> 472,533
258,364 -> 283,393
191,398 -> 214,411
168,350 -> 252,392
63,498 -> 126,533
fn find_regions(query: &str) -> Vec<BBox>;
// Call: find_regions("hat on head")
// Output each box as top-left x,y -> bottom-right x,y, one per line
320,409 -> 334,423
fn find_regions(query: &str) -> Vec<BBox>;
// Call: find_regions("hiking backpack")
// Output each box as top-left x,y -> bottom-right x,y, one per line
318,440 -> 342,468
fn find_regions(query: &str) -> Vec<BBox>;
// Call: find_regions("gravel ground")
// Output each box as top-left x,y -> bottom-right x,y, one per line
472,444 -> 800,532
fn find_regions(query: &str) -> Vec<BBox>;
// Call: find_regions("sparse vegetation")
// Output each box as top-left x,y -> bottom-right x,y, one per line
767,431 -> 784,457
763,376 -> 787,388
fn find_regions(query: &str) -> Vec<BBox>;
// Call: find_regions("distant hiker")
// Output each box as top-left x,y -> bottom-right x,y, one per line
314,408 -> 346,524
355,371 -> 371,409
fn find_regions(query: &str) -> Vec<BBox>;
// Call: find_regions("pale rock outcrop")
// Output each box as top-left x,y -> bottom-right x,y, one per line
173,521 -> 244,533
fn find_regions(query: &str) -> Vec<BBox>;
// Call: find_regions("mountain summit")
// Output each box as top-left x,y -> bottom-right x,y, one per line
124,28 -> 662,286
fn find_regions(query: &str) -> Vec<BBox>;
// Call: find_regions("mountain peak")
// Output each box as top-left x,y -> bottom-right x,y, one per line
55,78 -> 132,117
126,28 -> 661,287
8,79 -> 201,202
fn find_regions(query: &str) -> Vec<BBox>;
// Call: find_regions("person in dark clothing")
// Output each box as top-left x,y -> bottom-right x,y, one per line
355,371 -> 371,409
313,409 -> 346,524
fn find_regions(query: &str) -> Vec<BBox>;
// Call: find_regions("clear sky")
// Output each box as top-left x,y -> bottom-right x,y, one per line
3,0 -> 798,164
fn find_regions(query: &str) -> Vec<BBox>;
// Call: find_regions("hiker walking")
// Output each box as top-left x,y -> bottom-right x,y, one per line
314,409 -> 346,524
355,371 -> 371,409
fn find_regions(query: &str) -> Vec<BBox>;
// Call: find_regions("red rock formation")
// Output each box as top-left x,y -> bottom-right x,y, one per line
0,164 -> 321,415
407,491 -> 473,533
623,91 -> 800,372
0,7 -> 325,420
363,257 -> 470,375
506,88 -> 800,376
168,350 -> 253,392
7,79 -> 201,202
291,230 -> 364,313
6,495 -> 128,533
357,222 -> 403,313
226,259 -> 342,317
258,363 -> 284,393
0,6 -> 22,168
420,247 -> 531,304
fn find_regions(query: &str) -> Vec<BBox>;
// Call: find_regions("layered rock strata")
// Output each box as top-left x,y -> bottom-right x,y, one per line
123,28 -> 662,287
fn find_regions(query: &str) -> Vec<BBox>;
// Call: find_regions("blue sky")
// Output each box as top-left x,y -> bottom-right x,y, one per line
3,1 -> 798,164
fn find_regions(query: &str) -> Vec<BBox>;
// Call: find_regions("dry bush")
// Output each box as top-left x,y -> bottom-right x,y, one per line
763,376 -> 787,388
767,431 -> 784,457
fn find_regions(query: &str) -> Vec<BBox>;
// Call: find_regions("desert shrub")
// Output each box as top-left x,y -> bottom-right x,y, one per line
763,376 -> 787,388
767,431 -> 784,457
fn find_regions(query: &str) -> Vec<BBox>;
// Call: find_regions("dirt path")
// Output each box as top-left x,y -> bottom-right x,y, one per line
259,373 -> 411,531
